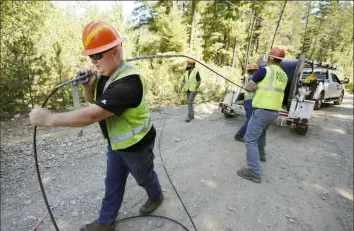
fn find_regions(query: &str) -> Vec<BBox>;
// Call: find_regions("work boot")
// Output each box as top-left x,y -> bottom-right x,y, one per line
237,167 -> 261,183
79,220 -> 116,231
234,136 -> 245,142
185,114 -> 194,122
139,194 -> 164,215
260,155 -> 266,162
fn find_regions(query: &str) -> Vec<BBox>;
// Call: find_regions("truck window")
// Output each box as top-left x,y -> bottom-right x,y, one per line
319,72 -> 327,80
302,71 -> 326,81
324,72 -> 329,80
331,73 -> 340,83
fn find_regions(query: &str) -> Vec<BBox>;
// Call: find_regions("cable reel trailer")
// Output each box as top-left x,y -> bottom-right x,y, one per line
219,55 -> 315,135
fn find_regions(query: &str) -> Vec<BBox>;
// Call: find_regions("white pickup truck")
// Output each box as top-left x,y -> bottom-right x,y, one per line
300,70 -> 349,110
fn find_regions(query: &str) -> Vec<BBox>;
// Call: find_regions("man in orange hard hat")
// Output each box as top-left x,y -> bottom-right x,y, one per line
234,63 -> 258,142
180,59 -> 201,122
237,47 -> 288,183
29,21 -> 164,231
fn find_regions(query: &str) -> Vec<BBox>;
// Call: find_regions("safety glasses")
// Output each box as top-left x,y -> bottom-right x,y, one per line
89,47 -> 113,61
89,45 -> 121,61
89,51 -> 105,61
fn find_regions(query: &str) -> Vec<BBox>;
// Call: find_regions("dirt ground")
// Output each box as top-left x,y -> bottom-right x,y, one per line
1,94 -> 353,231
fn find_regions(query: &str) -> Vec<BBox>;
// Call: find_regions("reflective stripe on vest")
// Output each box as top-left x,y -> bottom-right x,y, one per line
109,115 -> 151,143
256,66 -> 285,92
252,65 -> 287,111
184,69 -> 198,91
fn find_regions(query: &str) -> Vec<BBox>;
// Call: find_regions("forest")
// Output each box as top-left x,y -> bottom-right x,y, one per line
1,0 -> 353,120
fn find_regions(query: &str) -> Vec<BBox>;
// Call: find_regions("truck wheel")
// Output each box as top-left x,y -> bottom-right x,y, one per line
224,113 -> 233,118
295,123 -> 308,135
314,92 -> 324,110
334,92 -> 344,105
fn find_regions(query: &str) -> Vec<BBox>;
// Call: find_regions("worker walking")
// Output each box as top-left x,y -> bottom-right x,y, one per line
180,59 -> 201,122
234,63 -> 258,142
237,47 -> 288,183
29,21 -> 164,231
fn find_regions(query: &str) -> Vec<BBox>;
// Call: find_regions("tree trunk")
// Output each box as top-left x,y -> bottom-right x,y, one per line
255,38 -> 259,53
251,39 -> 256,57
223,33 -> 228,65
213,0 -> 217,33
189,0 -> 196,49
246,10 -> 253,46
232,35 -> 237,68
270,0 -> 287,49
172,0 -> 176,11
301,1 -> 312,54
29,84 -> 34,109
310,17 -> 324,59
245,12 -> 256,66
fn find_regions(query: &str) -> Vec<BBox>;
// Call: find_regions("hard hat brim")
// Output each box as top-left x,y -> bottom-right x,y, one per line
246,68 -> 258,71
81,37 -> 126,56
268,54 -> 285,60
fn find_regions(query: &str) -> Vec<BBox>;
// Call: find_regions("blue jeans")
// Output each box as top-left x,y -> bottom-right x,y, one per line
98,142 -> 162,225
245,109 -> 278,176
235,99 -> 253,138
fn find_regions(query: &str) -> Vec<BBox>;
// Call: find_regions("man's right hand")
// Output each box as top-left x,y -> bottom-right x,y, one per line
77,67 -> 97,89
77,67 -> 97,103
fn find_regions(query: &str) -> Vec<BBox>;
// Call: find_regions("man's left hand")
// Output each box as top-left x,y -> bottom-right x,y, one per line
29,107 -> 53,127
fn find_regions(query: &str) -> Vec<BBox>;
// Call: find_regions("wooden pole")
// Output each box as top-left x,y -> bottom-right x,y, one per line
189,0 -> 196,49
301,1 -> 312,54
245,12 -> 256,66
270,0 -> 287,49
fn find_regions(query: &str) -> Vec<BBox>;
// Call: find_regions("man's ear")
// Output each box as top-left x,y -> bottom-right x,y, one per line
112,46 -> 120,57
112,47 -> 119,57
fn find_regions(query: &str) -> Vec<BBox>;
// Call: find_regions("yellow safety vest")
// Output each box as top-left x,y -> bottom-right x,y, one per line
244,74 -> 255,100
252,65 -> 288,111
184,69 -> 198,92
94,61 -> 152,150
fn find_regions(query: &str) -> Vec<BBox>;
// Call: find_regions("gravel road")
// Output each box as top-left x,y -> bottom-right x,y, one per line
1,94 -> 353,231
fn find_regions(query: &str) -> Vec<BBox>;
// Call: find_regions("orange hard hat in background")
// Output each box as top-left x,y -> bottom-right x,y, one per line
246,63 -> 258,71
81,20 -> 126,56
187,59 -> 196,65
268,47 -> 285,60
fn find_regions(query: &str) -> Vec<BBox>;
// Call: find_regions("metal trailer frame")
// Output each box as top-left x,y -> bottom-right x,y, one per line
219,55 -> 316,135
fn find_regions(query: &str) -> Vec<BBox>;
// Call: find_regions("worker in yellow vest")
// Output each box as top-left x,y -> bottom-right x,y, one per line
234,63 -> 258,142
180,59 -> 201,122
237,47 -> 288,183
29,21 -> 163,231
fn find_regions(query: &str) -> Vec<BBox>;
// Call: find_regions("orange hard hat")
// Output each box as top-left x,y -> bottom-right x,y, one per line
268,47 -> 285,60
246,63 -> 258,71
187,59 -> 196,64
81,20 -> 126,56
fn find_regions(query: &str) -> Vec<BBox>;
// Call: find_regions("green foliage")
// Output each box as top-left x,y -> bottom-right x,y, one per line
1,0 -> 353,120
345,83 -> 353,94
1,1 -> 52,118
